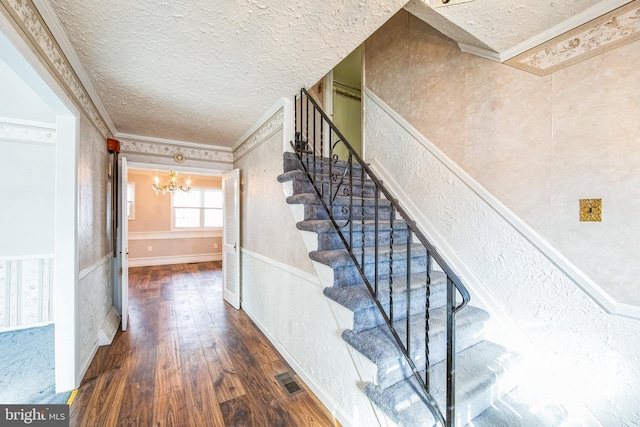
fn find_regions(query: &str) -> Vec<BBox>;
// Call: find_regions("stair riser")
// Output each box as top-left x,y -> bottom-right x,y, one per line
348,319 -> 486,389
333,255 -> 428,287
304,204 -> 392,221
317,229 -> 409,250
352,287 -> 447,333
291,178 -> 378,199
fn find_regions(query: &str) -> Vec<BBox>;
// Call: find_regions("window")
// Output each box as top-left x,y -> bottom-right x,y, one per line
172,188 -> 222,229
127,183 -> 135,220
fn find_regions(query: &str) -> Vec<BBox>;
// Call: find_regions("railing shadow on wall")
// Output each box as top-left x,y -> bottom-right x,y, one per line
0,255 -> 54,330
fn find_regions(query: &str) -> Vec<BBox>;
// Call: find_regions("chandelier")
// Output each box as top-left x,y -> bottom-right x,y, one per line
152,171 -> 191,195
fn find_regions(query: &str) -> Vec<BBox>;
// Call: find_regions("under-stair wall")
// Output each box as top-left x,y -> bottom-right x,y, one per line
363,89 -> 640,426
233,102 -> 394,427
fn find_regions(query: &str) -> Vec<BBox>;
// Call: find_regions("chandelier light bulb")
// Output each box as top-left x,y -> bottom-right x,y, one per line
152,171 -> 191,195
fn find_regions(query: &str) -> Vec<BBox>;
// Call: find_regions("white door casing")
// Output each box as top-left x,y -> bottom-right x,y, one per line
120,157 -> 129,330
222,169 -> 240,309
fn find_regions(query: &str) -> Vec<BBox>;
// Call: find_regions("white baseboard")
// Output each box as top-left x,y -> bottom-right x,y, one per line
242,304 -> 353,427
128,253 -> 221,267
79,340 -> 99,385
98,306 -> 120,346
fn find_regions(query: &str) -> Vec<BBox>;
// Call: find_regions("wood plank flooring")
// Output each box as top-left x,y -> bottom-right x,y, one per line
71,262 -> 340,427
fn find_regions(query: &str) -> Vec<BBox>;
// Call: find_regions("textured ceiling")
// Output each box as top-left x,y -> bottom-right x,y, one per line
44,0 -> 408,148
405,0 -> 632,57
41,0 -> 627,148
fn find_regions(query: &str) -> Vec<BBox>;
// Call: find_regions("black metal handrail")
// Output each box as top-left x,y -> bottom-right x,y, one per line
293,88 -> 470,426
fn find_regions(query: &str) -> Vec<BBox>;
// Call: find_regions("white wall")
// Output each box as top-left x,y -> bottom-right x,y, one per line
364,91 -> 640,426
364,11 -> 640,307
0,140 -> 55,256
0,54 -> 57,123
234,105 -> 394,427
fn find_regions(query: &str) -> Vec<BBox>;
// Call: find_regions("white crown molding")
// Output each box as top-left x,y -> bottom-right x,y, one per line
128,230 -> 222,240
364,87 -> 636,319
457,0 -> 632,63
119,138 -> 233,164
457,43 -> 502,62
3,0 -> 110,137
116,132 -> 231,152
502,0 -> 632,61
232,97 -> 285,151
32,0 -> 118,136
233,105 -> 284,162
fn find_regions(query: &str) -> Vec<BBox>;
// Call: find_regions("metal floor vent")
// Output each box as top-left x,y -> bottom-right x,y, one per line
275,372 -> 304,397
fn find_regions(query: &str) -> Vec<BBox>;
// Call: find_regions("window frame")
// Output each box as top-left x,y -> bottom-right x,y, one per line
127,182 -> 135,220
170,187 -> 223,231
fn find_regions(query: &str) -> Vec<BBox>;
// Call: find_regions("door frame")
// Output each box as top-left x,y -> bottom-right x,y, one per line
0,14 -> 81,391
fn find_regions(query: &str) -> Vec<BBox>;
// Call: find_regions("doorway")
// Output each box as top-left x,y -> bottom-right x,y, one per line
0,22 -> 79,396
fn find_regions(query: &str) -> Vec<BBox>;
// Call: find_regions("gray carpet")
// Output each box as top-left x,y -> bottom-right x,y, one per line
0,324 -> 71,404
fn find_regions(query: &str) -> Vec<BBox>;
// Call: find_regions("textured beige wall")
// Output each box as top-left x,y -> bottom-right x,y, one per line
77,115 -> 111,270
127,169 -> 222,260
365,10 -> 640,304
234,123 -> 315,275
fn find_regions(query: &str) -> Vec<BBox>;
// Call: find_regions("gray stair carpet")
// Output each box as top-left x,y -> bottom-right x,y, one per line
279,151 -> 567,426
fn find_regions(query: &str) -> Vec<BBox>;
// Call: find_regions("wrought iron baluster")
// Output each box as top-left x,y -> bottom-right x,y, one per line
329,131 -> 333,215
425,252 -> 432,390
313,103 -> 317,187
361,167 -> 365,268
389,206 -> 395,324
320,117 -> 324,198
294,92 -> 298,154
406,227 -> 412,355
349,153 -> 353,252
374,187 -> 379,298
305,95 -> 309,170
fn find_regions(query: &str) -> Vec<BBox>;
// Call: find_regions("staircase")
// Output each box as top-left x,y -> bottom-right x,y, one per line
275,88 -> 534,427
279,150 -> 524,426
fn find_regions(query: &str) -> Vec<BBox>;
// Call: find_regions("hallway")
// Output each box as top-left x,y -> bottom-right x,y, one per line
70,262 -> 339,426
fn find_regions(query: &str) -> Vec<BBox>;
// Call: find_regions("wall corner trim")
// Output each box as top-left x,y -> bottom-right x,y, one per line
364,87 -> 638,320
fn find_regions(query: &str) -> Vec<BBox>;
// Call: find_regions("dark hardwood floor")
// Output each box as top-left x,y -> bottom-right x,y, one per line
71,262 -> 340,427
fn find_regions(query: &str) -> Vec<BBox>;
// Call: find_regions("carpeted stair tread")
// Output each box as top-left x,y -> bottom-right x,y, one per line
324,271 -> 449,332
277,169 -> 308,183
310,244 -> 427,268
278,168 -> 376,185
286,192 -> 389,208
344,306 -> 490,389
297,219 -> 407,234
364,340 -> 521,427
323,270 -> 447,311
469,386 -> 572,427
